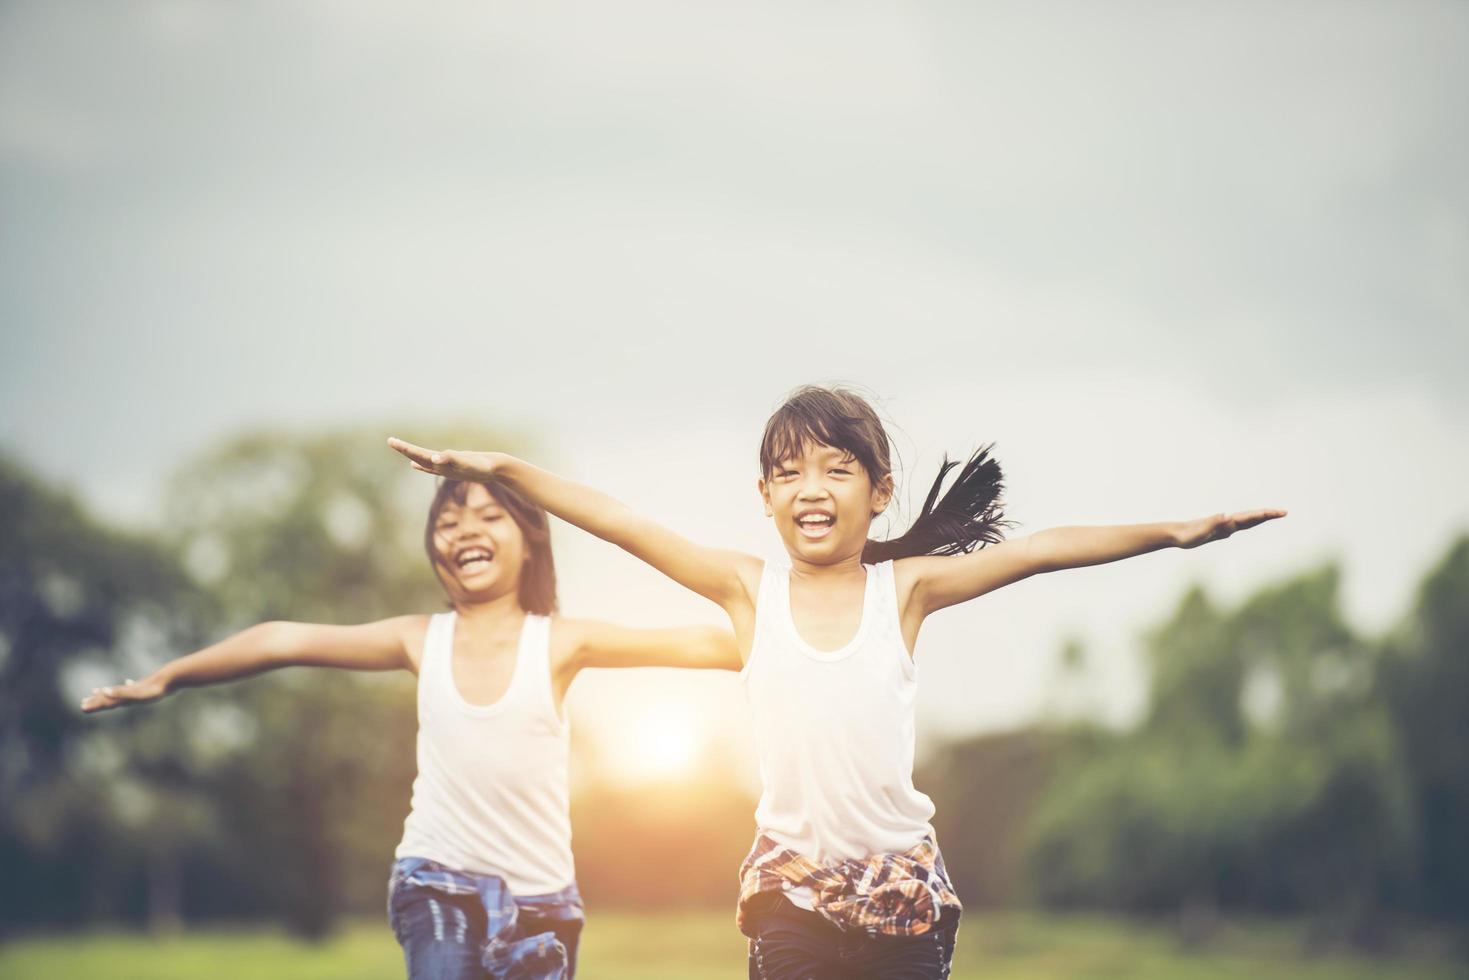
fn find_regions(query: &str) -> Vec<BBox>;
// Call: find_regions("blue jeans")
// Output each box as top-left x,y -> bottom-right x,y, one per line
387,857 -> 584,979
747,896 -> 958,980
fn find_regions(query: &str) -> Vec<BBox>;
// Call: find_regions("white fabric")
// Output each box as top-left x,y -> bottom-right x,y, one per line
395,613 -> 575,895
741,560 -> 937,866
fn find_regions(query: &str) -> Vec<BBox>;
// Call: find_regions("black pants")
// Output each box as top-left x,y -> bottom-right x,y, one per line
746,897 -> 958,980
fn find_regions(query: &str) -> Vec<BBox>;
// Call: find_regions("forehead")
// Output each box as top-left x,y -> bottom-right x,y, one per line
439,483 -> 503,516
777,441 -> 858,465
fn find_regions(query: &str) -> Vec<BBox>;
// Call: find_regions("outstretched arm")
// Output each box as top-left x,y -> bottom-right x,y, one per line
561,620 -> 742,673
388,439 -> 758,611
905,509 -> 1287,616
80,616 -> 422,713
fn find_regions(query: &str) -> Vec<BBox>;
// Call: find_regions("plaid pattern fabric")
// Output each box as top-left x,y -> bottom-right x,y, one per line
389,857 -> 583,979
737,832 -> 962,938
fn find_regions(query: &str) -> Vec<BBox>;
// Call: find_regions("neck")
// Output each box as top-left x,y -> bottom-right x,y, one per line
788,550 -> 867,581
453,587 -> 526,626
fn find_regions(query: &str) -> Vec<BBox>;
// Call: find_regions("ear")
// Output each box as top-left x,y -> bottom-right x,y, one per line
757,476 -> 774,518
870,474 -> 894,518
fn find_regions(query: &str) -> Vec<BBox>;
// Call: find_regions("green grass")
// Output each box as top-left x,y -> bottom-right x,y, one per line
0,912 -> 1460,980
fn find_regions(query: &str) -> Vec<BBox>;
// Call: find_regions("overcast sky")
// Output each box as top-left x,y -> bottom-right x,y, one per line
3,1 -> 1466,776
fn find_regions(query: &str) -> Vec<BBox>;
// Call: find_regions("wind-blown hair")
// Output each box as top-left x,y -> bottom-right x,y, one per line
759,385 -> 1010,563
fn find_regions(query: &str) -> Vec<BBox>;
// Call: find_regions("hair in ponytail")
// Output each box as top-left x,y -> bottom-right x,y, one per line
861,446 -> 1009,562
759,385 -> 1011,563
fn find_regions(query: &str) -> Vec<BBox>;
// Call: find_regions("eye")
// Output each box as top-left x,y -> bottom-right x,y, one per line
776,469 -> 798,480
829,467 -> 851,476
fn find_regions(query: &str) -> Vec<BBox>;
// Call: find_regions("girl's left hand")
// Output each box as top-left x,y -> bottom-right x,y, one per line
387,438 -> 506,481
1176,508 -> 1287,549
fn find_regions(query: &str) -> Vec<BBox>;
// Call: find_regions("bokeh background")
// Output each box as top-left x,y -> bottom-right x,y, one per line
2,2 -> 1466,977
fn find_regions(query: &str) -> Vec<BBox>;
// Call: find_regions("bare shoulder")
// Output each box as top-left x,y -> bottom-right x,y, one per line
731,552 -> 767,606
892,555 -> 947,618
393,613 -> 435,673
544,615 -> 648,657
545,615 -> 588,671
891,554 -> 926,594
893,538 -> 1037,617
543,616 -> 640,674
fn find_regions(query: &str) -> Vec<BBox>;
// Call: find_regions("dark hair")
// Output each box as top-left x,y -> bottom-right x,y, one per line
759,385 -> 1011,563
423,479 -> 558,615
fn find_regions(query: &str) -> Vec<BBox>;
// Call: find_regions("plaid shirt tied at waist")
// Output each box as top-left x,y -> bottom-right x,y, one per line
737,832 -> 962,938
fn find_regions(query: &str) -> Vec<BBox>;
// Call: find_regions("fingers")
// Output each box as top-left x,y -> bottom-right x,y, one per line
1231,508 -> 1288,531
81,686 -> 119,712
388,438 -> 449,467
387,437 -> 439,467
389,437 -> 459,477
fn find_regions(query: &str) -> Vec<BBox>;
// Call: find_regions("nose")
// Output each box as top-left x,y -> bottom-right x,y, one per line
449,523 -> 483,544
796,476 -> 829,500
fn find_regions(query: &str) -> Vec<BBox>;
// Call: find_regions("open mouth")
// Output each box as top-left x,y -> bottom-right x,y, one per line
454,546 -> 496,574
795,510 -> 835,541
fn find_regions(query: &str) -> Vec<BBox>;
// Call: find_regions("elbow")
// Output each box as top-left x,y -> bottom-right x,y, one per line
1018,534 -> 1063,576
1030,557 -> 1064,576
701,629 -> 742,672
603,505 -> 645,549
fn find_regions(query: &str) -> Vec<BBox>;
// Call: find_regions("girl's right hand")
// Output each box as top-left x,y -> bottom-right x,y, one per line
81,676 -> 169,713
387,438 -> 507,481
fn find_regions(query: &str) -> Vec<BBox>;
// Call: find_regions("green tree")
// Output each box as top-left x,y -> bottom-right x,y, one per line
0,455 -> 215,930
1381,535 -> 1469,923
1024,564 -> 1414,936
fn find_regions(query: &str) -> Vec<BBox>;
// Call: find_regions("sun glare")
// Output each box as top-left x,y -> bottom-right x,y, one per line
606,702 -> 709,783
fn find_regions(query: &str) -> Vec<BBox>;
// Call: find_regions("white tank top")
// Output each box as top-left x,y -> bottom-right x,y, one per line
742,560 -> 936,866
395,612 -> 575,895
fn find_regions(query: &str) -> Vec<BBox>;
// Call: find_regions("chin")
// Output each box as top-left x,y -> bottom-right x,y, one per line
787,538 -> 842,562
457,576 -> 506,598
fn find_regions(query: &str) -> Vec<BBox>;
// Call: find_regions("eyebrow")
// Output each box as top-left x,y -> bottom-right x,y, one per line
779,446 -> 854,463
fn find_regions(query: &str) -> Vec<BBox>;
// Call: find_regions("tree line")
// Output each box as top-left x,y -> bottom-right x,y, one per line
1,432 -> 1463,942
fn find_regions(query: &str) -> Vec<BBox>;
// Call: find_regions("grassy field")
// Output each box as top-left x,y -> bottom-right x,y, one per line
0,911 -> 1461,980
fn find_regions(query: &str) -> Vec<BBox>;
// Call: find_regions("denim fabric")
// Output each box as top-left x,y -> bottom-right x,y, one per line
388,857 -> 583,979
747,895 -> 958,980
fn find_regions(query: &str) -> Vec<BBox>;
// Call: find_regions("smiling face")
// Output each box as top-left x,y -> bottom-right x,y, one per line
428,483 -> 529,604
760,441 -> 892,566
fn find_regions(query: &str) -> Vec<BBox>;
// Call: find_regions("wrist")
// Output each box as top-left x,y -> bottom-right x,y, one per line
1165,521 -> 1189,549
151,667 -> 179,695
490,453 -> 527,483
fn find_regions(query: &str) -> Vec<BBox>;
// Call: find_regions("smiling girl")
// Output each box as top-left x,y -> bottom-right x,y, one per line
83,477 -> 739,980
389,384 -> 1285,980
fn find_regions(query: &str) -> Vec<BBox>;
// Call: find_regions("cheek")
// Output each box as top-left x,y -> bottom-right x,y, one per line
842,488 -> 881,522
497,530 -> 529,564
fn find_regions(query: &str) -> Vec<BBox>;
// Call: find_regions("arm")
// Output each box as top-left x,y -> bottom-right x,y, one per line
80,616 -> 423,713
388,439 -> 758,610
906,509 -> 1286,616
561,619 -> 742,673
